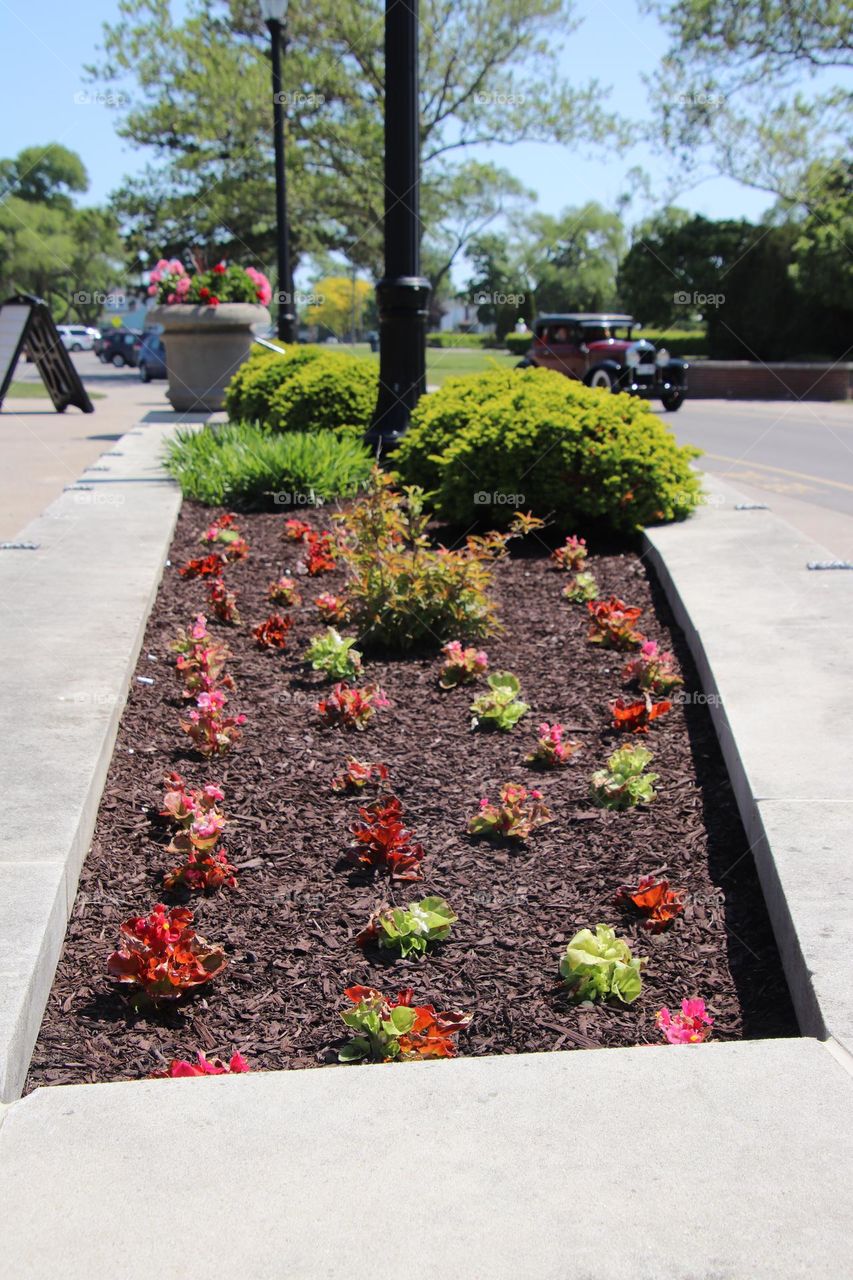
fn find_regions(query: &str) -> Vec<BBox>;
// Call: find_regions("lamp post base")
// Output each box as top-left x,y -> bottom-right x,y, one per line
365,275 -> 431,452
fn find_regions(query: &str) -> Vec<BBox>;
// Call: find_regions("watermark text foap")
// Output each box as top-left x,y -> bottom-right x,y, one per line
674,290 -> 725,309
273,490 -> 326,507
72,291 -> 126,307
74,89 -> 127,107
473,290 -> 525,307
473,91 -> 526,107
71,491 -> 126,508
276,290 -> 325,308
474,491 -> 526,507
273,91 -> 325,108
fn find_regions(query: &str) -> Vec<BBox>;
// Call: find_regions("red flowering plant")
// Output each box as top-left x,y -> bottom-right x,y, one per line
207,577 -> 241,624
267,575 -> 302,607
151,1050 -> 250,1078
171,614 -> 234,698
148,256 -> 272,308
338,986 -> 471,1063
610,694 -> 672,734
179,552 -> 225,580
467,783 -> 553,841
614,874 -> 685,932
253,613 -> 293,650
437,640 -> 489,689
348,796 -> 426,880
622,640 -> 683,695
552,535 -> 587,572
315,592 -> 350,623
181,689 -> 246,756
317,681 -> 389,730
587,597 -> 645,651
160,775 -> 237,892
525,721 -> 581,768
200,513 -> 249,563
107,903 -> 227,999
330,758 -> 389,793
303,531 -> 338,576
283,517 -> 312,541
656,998 -> 713,1044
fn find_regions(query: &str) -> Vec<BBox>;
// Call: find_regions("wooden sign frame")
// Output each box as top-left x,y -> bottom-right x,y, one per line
0,294 -> 94,413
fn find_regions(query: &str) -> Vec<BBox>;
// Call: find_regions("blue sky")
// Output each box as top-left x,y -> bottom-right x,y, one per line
0,0 -> 774,228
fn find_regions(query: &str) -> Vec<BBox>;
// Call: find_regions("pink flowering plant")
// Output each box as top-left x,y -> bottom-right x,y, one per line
438,640 -> 489,690
315,592 -> 350,623
622,640 -> 683,695
160,773 -> 237,893
526,721 -> 581,768
148,257 -> 273,308
152,1050 -> 250,1078
552,535 -> 588,572
317,682 -> 389,730
268,576 -> 302,607
468,783 -> 553,841
200,513 -> 249,562
330,758 -> 389,793
656,998 -> 713,1044
171,614 -> 234,698
181,689 -> 246,756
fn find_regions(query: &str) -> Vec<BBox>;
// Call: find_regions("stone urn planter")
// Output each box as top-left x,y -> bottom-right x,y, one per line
149,302 -> 270,412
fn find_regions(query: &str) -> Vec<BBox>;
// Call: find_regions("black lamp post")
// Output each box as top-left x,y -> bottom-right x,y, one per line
261,0 -> 296,343
365,0 -> 431,451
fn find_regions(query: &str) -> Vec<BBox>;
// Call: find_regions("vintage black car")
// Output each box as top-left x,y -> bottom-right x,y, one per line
518,313 -> 687,411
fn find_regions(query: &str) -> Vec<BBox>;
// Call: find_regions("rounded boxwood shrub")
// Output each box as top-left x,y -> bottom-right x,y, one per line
268,351 -> 378,436
224,344 -> 324,423
394,367 -> 702,533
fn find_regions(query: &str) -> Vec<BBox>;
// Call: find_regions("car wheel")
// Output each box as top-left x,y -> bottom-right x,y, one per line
515,358 -> 533,369
661,391 -> 685,412
139,362 -> 151,383
71,342 -> 82,352
112,353 -> 126,368
587,367 -> 615,391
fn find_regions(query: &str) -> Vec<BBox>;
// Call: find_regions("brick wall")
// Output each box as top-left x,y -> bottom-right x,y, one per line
686,361 -> 853,401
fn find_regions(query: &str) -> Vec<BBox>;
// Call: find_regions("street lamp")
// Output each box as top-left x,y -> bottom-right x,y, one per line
364,0 -> 431,452
260,0 -> 296,344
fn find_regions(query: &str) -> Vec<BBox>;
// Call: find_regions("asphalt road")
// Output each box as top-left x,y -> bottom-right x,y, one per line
670,398 -> 853,520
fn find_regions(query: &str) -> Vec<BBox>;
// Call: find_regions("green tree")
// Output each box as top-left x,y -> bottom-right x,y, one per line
643,0 -> 852,201
465,232 -> 532,336
0,145 -> 122,321
522,203 -> 627,314
790,160 -> 853,314
91,0 -> 623,277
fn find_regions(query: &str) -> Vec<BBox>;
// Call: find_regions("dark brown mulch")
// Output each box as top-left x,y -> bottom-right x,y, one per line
26,503 -> 797,1089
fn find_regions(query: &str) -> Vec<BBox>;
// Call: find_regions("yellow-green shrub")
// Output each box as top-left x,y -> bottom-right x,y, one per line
224,344 -> 324,422
394,367 -> 701,533
267,351 -> 378,436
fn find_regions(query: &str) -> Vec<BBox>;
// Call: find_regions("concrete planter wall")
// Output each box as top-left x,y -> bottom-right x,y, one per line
149,302 -> 270,412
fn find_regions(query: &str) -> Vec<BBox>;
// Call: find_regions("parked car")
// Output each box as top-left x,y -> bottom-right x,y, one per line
135,329 -> 167,382
57,324 -> 99,352
518,313 -> 687,411
95,329 -> 140,368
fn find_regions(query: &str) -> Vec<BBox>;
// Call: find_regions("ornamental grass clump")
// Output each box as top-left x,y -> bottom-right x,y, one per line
356,896 -> 457,958
304,627 -> 363,680
107,904 -> 227,999
468,783 -> 552,841
438,640 -> 489,689
338,986 -> 471,1062
470,672 -> 529,731
560,924 -> 646,1004
590,745 -> 658,810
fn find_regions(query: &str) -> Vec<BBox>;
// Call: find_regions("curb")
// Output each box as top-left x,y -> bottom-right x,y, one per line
0,424 -> 182,1101
643,473 -> 853,1061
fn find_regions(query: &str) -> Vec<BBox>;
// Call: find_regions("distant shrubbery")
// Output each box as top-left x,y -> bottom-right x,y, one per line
426,332 -> 502,349
394,366 -> 702,534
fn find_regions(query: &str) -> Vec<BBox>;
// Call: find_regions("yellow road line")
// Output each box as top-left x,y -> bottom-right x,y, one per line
702,452 -> 853,495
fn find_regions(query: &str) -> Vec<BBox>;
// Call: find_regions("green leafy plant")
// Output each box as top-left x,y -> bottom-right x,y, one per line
394,366 -> 702,534
356,896 -> 457,957
560,924 -> 646,1004
304,627 -> 363,679
163,423 -> 373,507
268,351 -> 378,436
470,672 -> 529,731
224,345 -> 323,422
590,744 -> 659,810
563,571 -> 598,603
335,471 -> 538,650
338,986 -> 471,1062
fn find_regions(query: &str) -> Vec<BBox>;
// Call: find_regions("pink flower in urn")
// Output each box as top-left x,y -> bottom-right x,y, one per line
147,283 -> 158,296
169,259 -> 185,275
154,259 -> 171,273
656,998 -> 713,1044
166,293 -> 177,304
176,275 -> 191,297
